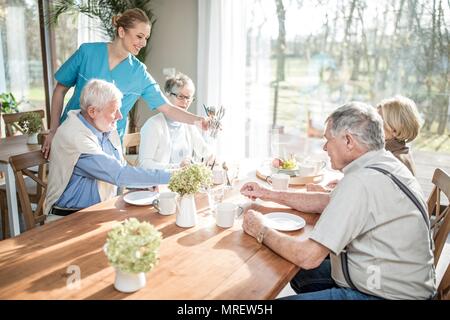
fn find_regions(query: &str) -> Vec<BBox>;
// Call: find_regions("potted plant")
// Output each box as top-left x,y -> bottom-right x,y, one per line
0,92 -> 20,114
104,218 -> 162,293
18,112 -> 42,144
0,92 -> 20,136
168,164 -> 212,228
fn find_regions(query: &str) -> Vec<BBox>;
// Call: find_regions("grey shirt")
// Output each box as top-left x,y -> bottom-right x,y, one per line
310,150 -> 436,299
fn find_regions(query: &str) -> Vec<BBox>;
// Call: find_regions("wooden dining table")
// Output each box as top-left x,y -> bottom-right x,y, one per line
0,135 -> 42,236
0,182 -> 319,300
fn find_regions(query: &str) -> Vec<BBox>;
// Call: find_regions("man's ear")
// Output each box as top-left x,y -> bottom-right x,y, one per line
345,132 -> 358,151
86,106 -> 97,118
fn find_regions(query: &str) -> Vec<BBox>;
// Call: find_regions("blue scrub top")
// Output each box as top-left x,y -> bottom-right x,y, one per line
55,42 -> 168,137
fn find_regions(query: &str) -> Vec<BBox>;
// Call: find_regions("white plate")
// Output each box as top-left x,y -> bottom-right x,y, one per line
264,212 -> 306,231
271,166 -> 299,176
123,191 -> 158,206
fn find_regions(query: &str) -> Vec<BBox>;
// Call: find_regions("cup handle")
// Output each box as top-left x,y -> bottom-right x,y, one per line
319,161 -> 326,171
237,206 -> 244,218
152,199 -> 160,212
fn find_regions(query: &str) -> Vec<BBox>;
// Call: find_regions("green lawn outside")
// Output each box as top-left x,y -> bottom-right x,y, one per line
263,57 -> 450,154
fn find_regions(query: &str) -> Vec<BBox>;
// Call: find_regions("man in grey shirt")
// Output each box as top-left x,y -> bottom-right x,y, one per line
240,102 -> 436,300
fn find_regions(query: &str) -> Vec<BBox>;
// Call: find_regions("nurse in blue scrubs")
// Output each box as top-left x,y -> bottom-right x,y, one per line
42,8 -> 209,158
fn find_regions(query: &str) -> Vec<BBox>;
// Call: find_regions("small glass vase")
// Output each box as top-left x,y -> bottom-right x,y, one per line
176,194 -> 197,228
114,268 -> 146,293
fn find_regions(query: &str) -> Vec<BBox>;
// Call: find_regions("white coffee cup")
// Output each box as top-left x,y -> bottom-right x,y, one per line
152,192 -> 178,215
298,160 -> 326,177
215,202 -> 244,228
270,173 -> 290,190
212,168 -> 225,185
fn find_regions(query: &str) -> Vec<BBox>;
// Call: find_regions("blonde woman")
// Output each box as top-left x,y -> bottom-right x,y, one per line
307,95 -> 421,192
377,95 -> 421,175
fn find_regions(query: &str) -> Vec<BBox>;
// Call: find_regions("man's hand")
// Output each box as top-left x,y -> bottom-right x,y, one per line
180,157 -> 193,168
242,209 -> 265,239
325,179 -> 339,189
240,182 -> 270,201
306,183 -> 329,193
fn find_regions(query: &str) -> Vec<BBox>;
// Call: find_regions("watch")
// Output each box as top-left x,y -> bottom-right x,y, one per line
256,226 -> 268,244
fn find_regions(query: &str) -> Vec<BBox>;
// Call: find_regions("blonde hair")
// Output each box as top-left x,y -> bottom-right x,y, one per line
112,8 -> 150,35
377,95 -> 421,142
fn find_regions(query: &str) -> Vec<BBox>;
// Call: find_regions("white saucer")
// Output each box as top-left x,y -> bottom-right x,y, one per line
264,212 -> 306,231
123,191 -> 158,206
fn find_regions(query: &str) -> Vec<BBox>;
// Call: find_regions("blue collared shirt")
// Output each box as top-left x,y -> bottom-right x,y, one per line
55,113 -> 171,209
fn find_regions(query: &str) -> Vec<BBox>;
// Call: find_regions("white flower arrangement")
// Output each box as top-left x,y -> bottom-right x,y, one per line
168,164 -> 212,196
105,218 -> 162,274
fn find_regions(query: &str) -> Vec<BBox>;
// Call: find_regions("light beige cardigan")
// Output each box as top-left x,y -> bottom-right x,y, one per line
137,113 -> 211,169
45,110 -> 123,215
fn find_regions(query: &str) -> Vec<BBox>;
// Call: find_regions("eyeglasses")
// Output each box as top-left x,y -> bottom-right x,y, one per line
170,92 -> 196,102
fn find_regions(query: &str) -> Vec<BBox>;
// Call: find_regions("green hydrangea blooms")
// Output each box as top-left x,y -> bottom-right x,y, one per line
105,218 -> 162,274
168,164 -> 213,196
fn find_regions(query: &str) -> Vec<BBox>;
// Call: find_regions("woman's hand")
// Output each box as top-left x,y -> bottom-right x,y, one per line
41,131 -> 55,159
200,117 -> 211,131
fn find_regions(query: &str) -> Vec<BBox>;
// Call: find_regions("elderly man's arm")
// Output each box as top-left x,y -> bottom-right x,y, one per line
241,182 -> 330,213
243,210 -> 330,269
75,153 -> 171,186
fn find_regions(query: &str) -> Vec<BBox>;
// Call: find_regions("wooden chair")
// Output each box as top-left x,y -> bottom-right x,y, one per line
123,132 -> 141,166
427,168 -> 450,299
2,110 -> 46,137
0,150 -> 48,237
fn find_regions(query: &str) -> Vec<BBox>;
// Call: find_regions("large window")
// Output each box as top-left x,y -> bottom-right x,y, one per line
246,0 -> 450,154
0,0 -> 46,111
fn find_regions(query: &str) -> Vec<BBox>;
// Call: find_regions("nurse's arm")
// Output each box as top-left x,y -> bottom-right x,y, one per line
42,83 -> 70,158
49,83 -> 70,133
157,103 -> 210,131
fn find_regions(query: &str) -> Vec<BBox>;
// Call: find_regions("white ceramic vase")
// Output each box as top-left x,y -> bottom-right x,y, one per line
176,194 -> 197,228
114,268 -> 146,293
27,133 -> 38,144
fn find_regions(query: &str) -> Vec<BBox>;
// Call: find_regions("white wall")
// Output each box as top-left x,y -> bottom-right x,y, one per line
135,0 -> 198,129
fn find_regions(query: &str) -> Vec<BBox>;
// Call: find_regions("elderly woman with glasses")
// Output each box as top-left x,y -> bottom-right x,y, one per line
138,72 -> 214,169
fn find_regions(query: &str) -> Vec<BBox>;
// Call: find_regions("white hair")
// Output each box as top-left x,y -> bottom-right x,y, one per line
326,101 -> 385,151
79,79 -> 123,112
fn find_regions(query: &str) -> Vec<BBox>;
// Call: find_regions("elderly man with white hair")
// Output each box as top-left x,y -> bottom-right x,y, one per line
45,79 -> 170,216
240,102 -> 436,300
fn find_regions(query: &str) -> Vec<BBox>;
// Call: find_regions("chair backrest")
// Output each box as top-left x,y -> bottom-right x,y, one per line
427,168 -> 450,265
437,263 -> 450,300
9,150 -> 48,231
123,132 -> 141,166
426,168 -> 450,300
3,110 -> 46,137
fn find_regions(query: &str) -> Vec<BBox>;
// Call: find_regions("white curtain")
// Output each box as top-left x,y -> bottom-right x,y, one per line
6,5 -> 28,100
0,31 -> 6,94
197,0 -> 247,161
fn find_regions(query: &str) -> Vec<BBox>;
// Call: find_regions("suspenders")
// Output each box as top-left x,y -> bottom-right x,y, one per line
341,166 -> 433,292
